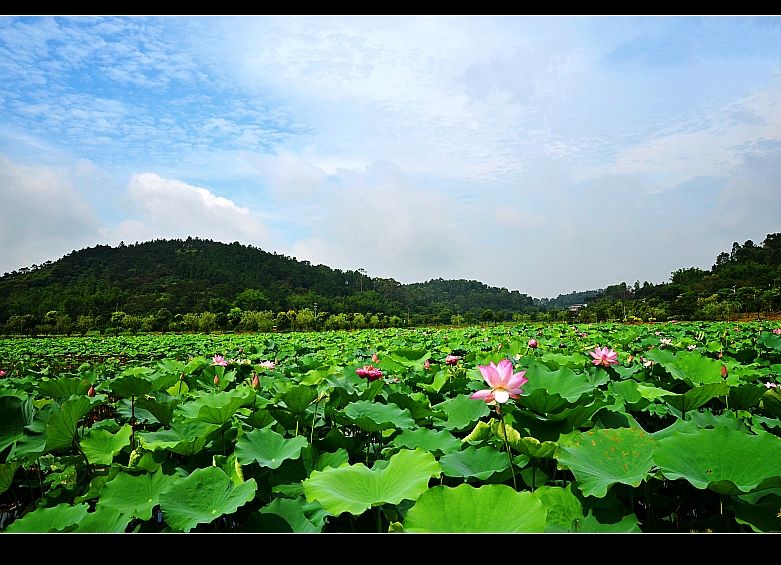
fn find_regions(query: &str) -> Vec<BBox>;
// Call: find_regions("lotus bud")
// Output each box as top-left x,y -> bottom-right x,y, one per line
213,375 -> 220,386
372,353 -> 379,363
251,373 -> 260,389
87,385 -> 96,397
528,339 -> 538,349
721,365 -> 728,379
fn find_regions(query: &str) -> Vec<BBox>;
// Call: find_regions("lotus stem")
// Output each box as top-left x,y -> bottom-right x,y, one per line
498,413 -> 517,490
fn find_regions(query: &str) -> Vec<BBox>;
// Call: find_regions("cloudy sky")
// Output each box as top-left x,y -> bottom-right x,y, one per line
1,16 -> 780,298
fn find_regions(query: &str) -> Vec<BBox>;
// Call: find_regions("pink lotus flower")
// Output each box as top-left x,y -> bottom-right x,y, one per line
258,360 -> 276,370
765,382 -> 778,389
212,355 -> 228,367
470,359 -> 528,404
0,369 -> 6,377
423,359 -> 431,370
356,365 -> 383,382
589,346 -> 619,367
773,328 -> 781,335
372,353 -> 380,363
445,355 -> 460,366
528,339 -> 538,349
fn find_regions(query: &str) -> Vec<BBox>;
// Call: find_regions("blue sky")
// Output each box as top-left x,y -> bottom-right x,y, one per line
1,16 -> 779,298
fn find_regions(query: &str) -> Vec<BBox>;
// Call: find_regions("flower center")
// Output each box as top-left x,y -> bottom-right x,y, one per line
494,389 -> 510,404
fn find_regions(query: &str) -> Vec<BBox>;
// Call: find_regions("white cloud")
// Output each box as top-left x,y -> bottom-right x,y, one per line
0,153 -> 101,274
103,172 -> 270,247
240,151 -> 327,201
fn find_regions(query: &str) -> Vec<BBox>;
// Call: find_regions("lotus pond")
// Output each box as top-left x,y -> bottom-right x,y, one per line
1,321 -> 781,533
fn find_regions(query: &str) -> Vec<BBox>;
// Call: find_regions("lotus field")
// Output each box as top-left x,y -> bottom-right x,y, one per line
2,321 -> 781,533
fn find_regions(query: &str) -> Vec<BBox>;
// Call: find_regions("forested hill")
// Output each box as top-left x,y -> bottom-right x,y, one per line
0,238 -> 534,328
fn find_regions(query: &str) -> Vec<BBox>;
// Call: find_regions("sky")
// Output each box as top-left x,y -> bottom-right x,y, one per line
1,16 -> 780,299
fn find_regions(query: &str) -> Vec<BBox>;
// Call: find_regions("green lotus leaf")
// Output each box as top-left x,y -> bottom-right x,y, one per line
44,396 -> 97,453
522,363 -> 596,403
281,385 -> 318,414
313,449 -> 350,472
653,427 -> 781,495
535,485 -> 584,532
759,332 -> 781,352
389,347 -> 428,362
343,400 -> 415,432
0,395 -> 33,453
647,350 -> 739,386
235,427 -> 308,469
138,419 -> 221,456
608,380 -> 643,404
576,512 -> 641,533
636,384 -> 675,401
81,424 -> 132,466
213,453 -> 245,486
5,502 -> 89,532
99,470 -> 178,520
386,392 -> 437,423
665,382 -> 730,415
439,445 -> 509,480
107,371 -> 155,399
728,384 -> 767,410
302,448 -> 440,516
729,493 -> 781,532
38,377 -> 91,399
431,395 -> 489,431
403,484 -> 546,533
136,392 -> 183,427
177,388 -> 254,426
72,506 -> 132,533
158,467 -> 258,532
392,428 -> 461,455
0,462 -> 20,494
556,427 -> 656,498
259,497 -> 320,533
462,420 -> 493,444
763,388 -> 781,419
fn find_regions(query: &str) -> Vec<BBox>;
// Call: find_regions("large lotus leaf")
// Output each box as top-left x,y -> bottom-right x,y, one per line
72,506 -> 132,533
665,382 -> 730,414
431,395 -> 490,431
259,497 -> 320,533
177,388 -> 254,426
389,347 -> 428,363
44,396 -> 98,453
653,427 -> 781,495
136,392 -> 183,427
534,485 -> 583,532
403,484 -> 546,533
302,448 -> 440,516
281,385 -> 318,414
730,493 -> 781,532
490,421 -> 558,459
5,502 -> 89,532
576,512 -> 641,533
522,362 -> 596,402
313,449 -> 350,472
138,419 -> 221,456
539,352 -> 584,370
439,445 -> 510,480
343,400 -> 415,432
556,427 -> 656,498
392,428 -> 461,455
235,427 -> 308,469
213,453 -> 245,486
647,350 -> 739,386
759,332 -> 781,352
0,462 -> 20,494
387,392 -> 437,423
608,380 -> 643,404
763,388 -> 781,419
462,420 -> 492,444
38,377 -> 91,399
547,398 -> 612,428
80,424 -> 133,466
107,371 -> 155,399
636,384 -> 675,401
98,470 -> 178,520
158,467 -> 258,532
728,384 -> 768,410
0,395 -> 33,453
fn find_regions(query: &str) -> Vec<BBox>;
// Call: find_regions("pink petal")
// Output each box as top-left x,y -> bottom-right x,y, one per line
506,370 -> 527,389
470,389 -> 492,400
479,364 -> 501,387
506,387 -> 524,397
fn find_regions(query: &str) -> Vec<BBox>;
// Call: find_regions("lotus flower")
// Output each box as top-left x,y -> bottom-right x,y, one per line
259,360 -> 276,370
423,359 -> 431,370
0,369 -> 6,377
470,359 -> 527,404
589,346 -> 618,367
686,344 -> 697,351
356,365 -> 383,381
773,328 -> 781,335
528,339 -> 538,349
765,382 -> 778,389
212,355 -> 228,367
445,355 -> 460,366
659,338 -> 672,347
